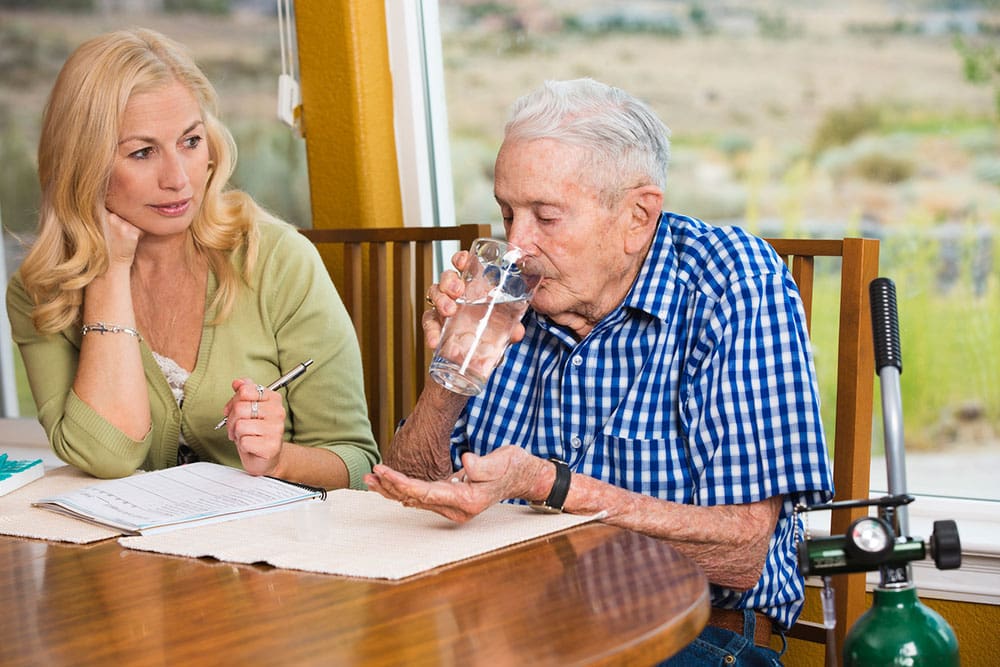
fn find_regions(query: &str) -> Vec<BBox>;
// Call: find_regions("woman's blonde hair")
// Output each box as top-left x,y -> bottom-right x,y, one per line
19,27 -> 273,334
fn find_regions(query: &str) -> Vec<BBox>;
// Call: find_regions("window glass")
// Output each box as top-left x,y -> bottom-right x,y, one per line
436,0 -> 1000,501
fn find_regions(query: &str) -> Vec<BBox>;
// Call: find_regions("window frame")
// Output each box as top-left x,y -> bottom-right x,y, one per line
385,0 -> 456,231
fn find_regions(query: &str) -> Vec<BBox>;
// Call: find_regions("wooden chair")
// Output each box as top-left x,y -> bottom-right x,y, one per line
300,224 -> 492,453
764,237 -> 880,665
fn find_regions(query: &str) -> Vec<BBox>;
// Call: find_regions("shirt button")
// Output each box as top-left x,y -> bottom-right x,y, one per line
571,355 -> 583,367
570,436 -> 582,448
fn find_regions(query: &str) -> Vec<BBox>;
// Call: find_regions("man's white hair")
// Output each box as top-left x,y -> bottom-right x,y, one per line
504,78 -> 671,205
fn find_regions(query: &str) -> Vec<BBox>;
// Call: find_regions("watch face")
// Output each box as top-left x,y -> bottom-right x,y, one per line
529,501 -> 563,514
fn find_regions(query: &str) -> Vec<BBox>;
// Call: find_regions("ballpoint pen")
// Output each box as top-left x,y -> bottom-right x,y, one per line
214,359 -> 314,429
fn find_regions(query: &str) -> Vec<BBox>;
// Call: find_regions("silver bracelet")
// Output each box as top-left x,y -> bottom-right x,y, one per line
81,322 -> 143,342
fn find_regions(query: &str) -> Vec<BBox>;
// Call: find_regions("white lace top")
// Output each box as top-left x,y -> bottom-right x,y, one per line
152,352 -> 195,457
153,351 -> 190,407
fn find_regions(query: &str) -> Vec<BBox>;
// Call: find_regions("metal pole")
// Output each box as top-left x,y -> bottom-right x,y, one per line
879,365 -> 909,538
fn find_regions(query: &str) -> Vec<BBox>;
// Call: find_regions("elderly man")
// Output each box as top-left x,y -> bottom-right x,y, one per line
365,78 -> 832,665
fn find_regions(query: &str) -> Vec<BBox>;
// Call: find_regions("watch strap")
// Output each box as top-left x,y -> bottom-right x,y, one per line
530,458 -> 571,514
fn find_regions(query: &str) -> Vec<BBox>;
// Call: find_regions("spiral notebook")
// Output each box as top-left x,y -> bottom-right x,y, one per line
32,461 -> 325,536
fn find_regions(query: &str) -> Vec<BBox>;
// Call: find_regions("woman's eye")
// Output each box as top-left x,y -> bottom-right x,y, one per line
129,147 -> 153,160
183,135 -> 203,149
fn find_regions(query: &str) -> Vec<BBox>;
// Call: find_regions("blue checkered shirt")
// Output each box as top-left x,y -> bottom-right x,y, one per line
449,212 -> 834,629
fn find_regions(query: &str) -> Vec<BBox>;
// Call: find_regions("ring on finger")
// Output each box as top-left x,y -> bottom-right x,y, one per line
251,401 -> 259,419
425,294 -> 434,306
256,384 -> 265,400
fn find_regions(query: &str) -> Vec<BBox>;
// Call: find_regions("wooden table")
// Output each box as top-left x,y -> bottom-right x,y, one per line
0,522 -> 708,667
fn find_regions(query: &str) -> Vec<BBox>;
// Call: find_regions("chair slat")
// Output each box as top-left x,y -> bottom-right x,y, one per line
370,242 -> 391,445
414,241 -> 435,385
343,243 -> 363,337
791,255 -> 816,332
394,241 -> 415,424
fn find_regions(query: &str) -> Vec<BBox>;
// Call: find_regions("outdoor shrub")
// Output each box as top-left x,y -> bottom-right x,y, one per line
810,105 -> 882,157
853,152 -> 915,183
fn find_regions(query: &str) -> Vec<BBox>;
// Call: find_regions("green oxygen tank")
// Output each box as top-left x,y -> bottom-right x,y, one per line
843,586 -> 959,666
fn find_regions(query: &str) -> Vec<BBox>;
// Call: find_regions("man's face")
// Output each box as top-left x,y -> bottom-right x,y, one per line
494,138 -> 637,336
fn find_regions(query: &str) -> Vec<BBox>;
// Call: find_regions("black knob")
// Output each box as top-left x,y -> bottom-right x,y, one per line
930,519 -> 962,570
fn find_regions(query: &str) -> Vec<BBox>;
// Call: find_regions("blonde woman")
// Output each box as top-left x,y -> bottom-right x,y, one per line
6,28 -> 378,489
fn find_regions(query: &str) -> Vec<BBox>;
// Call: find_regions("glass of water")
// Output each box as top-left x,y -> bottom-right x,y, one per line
428,238 -> 541,396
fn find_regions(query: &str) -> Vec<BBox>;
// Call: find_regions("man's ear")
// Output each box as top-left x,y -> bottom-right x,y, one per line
623,184 -> 663,254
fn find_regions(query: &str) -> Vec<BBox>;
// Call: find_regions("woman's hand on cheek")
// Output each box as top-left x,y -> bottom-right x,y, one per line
103,209 -> 143,267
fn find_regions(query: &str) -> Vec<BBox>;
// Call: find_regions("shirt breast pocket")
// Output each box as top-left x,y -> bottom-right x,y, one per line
592,426 -> 695,502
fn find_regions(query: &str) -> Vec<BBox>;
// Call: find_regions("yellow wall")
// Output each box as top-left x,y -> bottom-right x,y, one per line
784,588 -> 1000,665
293,0 -> 402,231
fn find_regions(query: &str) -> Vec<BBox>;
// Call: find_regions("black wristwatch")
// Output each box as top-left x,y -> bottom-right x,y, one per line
530,458 -> 571,514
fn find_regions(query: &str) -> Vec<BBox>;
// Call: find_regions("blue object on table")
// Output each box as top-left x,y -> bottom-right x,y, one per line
0,454 -> 45,496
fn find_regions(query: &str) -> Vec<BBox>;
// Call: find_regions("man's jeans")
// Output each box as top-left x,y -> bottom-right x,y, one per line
661,609 -> 785,666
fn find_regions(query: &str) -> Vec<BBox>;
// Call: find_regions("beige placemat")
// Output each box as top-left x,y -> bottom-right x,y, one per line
0,465 -> 121,543
120,488 -> 604,580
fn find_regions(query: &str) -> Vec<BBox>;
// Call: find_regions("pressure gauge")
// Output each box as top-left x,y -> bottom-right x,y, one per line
844,516 -> 895,565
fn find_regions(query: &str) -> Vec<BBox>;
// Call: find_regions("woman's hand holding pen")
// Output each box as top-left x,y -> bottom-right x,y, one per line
223,378 -> 287,477
216,360 -> 312,478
